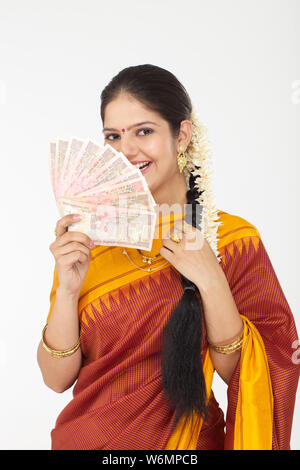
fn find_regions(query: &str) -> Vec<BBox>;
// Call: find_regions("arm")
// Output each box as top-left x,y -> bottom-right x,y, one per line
220,235 -> 299,449
198,272 -> 244,385
37,286 -> 82,393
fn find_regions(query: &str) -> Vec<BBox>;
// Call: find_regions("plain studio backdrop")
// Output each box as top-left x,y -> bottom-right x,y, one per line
0,0 -> 299,450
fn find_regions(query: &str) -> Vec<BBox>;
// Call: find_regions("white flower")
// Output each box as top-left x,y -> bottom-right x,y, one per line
184,108 -> 221,262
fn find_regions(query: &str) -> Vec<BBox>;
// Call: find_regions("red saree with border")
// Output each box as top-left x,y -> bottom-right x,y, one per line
46,210 -> 299,450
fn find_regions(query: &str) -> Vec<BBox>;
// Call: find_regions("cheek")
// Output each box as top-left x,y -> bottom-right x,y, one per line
142,138 -> 175,166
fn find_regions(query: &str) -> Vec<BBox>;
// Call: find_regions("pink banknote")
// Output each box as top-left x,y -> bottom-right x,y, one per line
50,138 -> 157,249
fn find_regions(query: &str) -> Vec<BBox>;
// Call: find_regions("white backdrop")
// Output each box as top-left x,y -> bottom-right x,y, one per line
0,0 -> 299,450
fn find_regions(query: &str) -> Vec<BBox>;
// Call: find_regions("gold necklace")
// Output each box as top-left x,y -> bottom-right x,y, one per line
136,248 -> 161,264
122,248 -> 169,272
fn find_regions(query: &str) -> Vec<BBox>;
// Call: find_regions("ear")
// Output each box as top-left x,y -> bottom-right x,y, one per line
176,120 -> 193,152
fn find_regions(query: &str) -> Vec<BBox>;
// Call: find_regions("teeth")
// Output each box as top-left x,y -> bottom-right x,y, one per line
136,162 -> 150,169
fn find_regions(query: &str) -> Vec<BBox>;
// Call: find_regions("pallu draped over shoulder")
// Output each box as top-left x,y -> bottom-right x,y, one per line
46,210 -> 299,450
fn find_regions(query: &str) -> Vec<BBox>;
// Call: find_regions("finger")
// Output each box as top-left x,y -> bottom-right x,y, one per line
171,220 -> 193,234
159,245 -> 175,260
161,238 -> 177,251
171,221 -> 186,233
183,229 -> 204,251
182,221 -> 194,234
55,214 -> 82,238
165,226 -> 185,241
174,221 -> 196,236
56,242 -> 91,260
57,250 -> 90,267
56,231 -> 95,250
163,232 -> 183,246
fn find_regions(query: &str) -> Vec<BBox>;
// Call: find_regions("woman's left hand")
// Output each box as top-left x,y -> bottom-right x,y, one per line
159,221 -> 224,292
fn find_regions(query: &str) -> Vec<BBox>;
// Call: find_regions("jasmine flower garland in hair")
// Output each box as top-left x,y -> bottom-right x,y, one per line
183,108 -> 223,263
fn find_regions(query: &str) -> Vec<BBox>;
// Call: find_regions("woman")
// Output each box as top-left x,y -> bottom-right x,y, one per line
37,64 -> 299,450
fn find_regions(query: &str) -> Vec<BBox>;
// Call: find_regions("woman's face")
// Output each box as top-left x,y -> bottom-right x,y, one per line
102,93 -> 189,201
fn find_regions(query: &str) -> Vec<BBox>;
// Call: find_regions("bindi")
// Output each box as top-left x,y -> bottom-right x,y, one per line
121,128 -> 126,133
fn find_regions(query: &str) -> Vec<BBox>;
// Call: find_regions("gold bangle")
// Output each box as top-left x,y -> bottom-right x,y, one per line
41,324 -> 81,358
209,336 -> 243,354
207,326 -> 244,355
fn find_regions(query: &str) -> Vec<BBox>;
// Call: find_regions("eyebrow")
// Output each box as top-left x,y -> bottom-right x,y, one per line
102,121 -> 159,132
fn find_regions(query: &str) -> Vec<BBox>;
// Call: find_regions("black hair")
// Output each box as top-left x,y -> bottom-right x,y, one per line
100,64 -> 209,431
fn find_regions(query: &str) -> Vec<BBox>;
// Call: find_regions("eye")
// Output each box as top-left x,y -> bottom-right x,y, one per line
104,133 -> 119,141
104,128 -> 153,140
138,128 -> 153,136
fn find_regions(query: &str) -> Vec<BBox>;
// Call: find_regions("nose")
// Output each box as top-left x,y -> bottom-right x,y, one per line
119,135 -> 139,162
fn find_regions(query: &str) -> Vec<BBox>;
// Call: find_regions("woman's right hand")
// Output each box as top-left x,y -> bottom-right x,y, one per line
49,214 -> 95,297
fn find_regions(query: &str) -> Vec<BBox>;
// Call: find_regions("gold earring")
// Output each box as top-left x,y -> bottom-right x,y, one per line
177,145 -> 187,173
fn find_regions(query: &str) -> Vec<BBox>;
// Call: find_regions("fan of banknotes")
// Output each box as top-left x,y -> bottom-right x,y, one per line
49,137 -> 157,250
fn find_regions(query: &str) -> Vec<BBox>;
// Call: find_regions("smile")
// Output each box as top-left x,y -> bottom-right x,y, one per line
132,161 -> 152,173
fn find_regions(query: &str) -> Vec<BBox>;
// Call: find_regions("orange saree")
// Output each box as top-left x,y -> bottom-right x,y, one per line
46,210 -> 299,450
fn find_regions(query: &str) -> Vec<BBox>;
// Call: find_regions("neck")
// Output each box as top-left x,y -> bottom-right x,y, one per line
152,173 -> 188,215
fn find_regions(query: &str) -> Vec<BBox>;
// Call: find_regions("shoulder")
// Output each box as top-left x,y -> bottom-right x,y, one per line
216,209 -> 261,255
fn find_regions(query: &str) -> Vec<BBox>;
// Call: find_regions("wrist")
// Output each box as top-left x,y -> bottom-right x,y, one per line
56,286 -> 80,302
196,274 -> 225,297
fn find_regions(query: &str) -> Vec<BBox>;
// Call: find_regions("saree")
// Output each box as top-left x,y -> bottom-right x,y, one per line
46,210 -> 299,450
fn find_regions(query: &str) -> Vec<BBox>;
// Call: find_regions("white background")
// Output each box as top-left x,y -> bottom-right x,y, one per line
0,0 -> 299,450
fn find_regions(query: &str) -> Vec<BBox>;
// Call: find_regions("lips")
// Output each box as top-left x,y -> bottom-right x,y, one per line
131,161 -> 152,170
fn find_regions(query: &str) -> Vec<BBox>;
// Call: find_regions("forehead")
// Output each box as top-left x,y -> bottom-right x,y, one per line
103,93 -> 162,125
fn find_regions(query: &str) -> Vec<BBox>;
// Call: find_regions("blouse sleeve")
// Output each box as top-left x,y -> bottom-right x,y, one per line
219,231 -> 299,450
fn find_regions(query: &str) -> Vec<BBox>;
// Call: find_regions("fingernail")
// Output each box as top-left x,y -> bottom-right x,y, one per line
73,215 -> 81,220
89,241 -> 96,248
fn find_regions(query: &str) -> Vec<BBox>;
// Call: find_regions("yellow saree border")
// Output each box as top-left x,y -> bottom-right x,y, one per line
234,315 -> 274,449
216,210 -> 260,252
165,314 -> 274,450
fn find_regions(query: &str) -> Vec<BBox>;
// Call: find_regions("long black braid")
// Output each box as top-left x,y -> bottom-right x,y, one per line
161,168 -> 209,432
